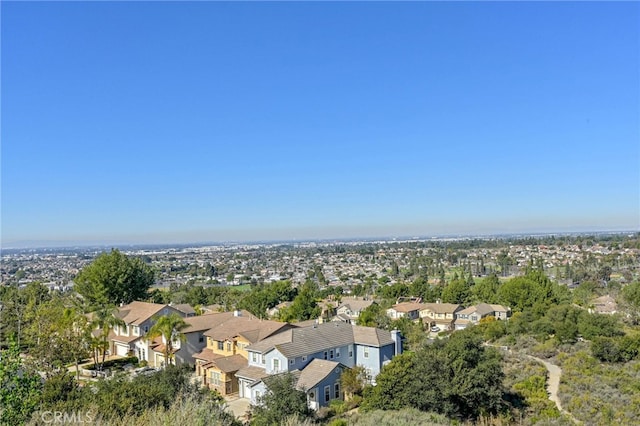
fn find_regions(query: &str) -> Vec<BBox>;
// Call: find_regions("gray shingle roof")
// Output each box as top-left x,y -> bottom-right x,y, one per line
295,359 -> 343,391
246,322 -> 394,358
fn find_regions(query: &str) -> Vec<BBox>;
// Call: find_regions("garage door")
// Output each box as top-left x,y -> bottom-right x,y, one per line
115,344 -> 129,357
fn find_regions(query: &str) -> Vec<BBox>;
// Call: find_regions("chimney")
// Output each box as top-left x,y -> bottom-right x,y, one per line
391,329 -> 402,356
234,310 -> 241,317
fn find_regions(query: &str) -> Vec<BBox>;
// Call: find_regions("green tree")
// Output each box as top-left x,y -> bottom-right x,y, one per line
441,278 -> 470,305
473,273 -> 500,303
280,282 -> 320,322
74,249 -> 155,307
340,365 -> 370,401
497,276 -> 544,312
362,330 -> 503,420
146,313 -> 189,367
0,341 -> 43,425
251,372 -> 312,426
90,305 -> 125,371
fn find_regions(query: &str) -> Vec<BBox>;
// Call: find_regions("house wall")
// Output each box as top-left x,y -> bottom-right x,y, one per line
173,331 -> 207,366
265,349 -> 288,374
285,344 -> 356,372
309,366 -> 344,408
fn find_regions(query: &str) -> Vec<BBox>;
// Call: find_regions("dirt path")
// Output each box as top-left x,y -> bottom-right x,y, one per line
525,355 -> 581,424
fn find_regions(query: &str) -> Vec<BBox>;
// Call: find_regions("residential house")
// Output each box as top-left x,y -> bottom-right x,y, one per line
239,321 -> 402,407
252,359 -> 346,410
193,310 -> 292,396
419,302 -> 462,331
108,301 -> 186,362
171,303 -> 197,317
334,297 -> 376,324
386,302 -> 425,320
148,312 -> 219,368
454,303 -> 510,330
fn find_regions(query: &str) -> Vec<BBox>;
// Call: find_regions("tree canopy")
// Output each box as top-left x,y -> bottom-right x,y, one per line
250,372 -> 312,426
361,330 -> 504,420
74,249 -> 155,307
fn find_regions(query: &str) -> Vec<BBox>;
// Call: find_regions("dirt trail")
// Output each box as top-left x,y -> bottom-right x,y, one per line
525,355 -> 581,424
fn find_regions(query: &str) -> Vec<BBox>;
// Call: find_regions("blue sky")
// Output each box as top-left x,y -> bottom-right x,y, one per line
2,2 -> 639,247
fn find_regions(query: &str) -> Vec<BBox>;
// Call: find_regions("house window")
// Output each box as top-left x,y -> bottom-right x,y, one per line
133,326 -> 140,336
261,355 -> 266,365
324,351 -> 328,360
334,383 -> 340,399
217,341 -> 224,350
252,352 -> 257,363
198,335 -> 204,343
210,371 -> 221,386
336,348 -> 340,358
289,359 -> 295,365
273,359 -> 280,372
255,390 -> 261,399
364,347 -> 369,359
348,345 -> 353,358
226,342 -> 232,352
324,385 -> 330,403
330,349 -> 334,359
144,325 -> 149,334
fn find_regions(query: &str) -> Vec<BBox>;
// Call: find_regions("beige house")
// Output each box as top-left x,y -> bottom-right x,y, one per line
108,301 -> 186,362
386,302 -> 426,320
419,302 -> 462,330
335,297 -> 376,324
193,310 -> 292,396
454,303 -> 510,330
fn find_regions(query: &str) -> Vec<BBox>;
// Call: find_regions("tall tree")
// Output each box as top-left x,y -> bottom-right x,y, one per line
251,372 -> 312,426
146,313 -> 188,367
74,249 -> 155,307
0,341 -> 43,425
90,305 -> 125,371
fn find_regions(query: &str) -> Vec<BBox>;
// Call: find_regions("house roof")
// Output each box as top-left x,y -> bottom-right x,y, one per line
420,303 -> 461,315
205,354 -> 247,373
338,298 -> 375,313
246,322 -> 394,358
182,313 -> 225,334
193,348 -> 224,362
389,302 -> 426,313
236,365 -> 271,383
172,303 -> 196,315
295,359 -> 343,391
458,303 -> 495,316
203,313 -> 290,343
489,304 -> 509,313
116,301 -> 169,325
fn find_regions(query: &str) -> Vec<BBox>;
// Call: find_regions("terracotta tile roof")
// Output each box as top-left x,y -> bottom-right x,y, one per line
182,313 -> 226,334
205,354 -> 247,373
420,303 -> 461,315
390,302 -> 426,313
203,313 -> 290,343
116,301 -> 168,325
193,348 -> 224,362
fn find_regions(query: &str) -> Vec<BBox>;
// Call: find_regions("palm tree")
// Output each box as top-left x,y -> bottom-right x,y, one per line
90,304 -> 125,371
146,313 -> 188,367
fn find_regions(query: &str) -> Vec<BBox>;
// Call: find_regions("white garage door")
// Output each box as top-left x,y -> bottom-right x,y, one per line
115,344 -> 129,357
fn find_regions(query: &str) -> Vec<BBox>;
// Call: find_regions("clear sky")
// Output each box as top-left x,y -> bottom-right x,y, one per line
1,2 -> 639,247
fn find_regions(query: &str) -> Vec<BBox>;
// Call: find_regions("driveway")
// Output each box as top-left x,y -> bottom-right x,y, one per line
224,395 -> 251,422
